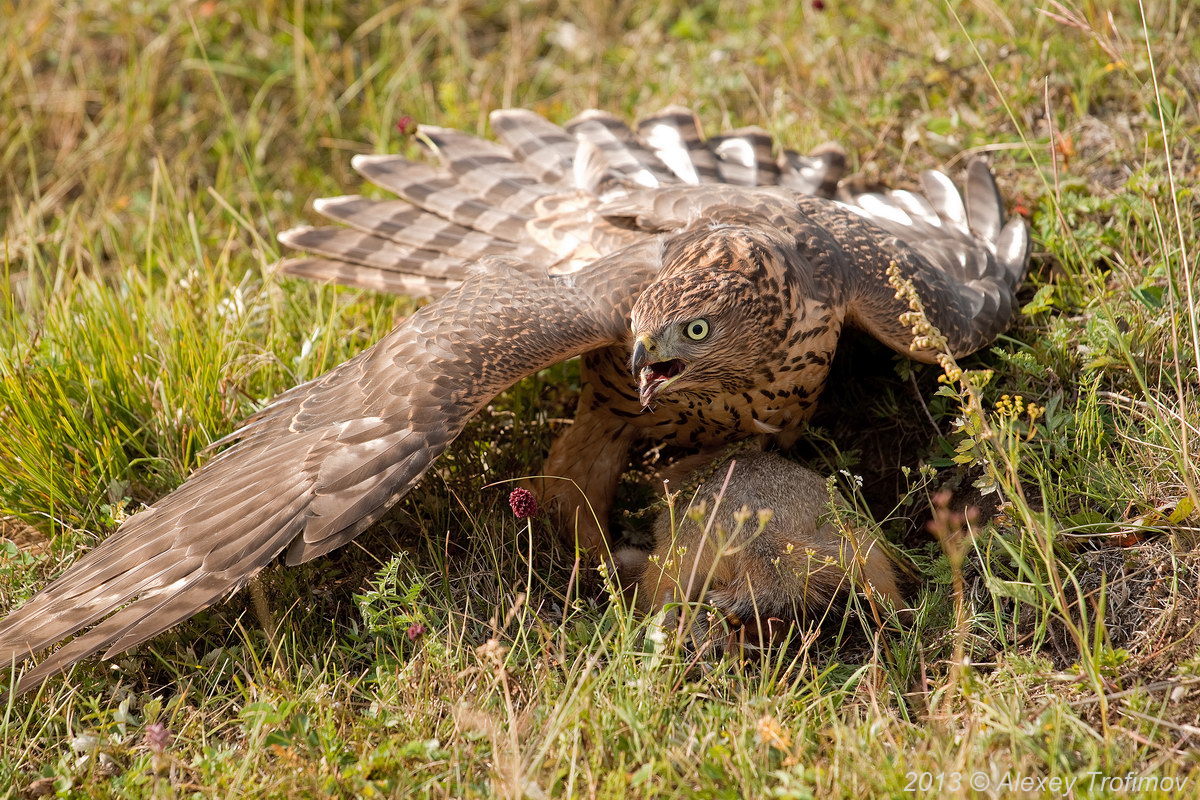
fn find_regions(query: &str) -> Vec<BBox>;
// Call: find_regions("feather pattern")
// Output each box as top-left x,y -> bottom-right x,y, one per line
276,257 -> 458,297
564,110 -> 680,188
277,226 -> 471,280
418,124 -> 556,215
488,108 -> 578,186
779,144 -> 846,198
709,127 -> 780,186
315,195 -> 551,262
636,106 -> 722,184
278,107 -> 846,292
351,155 -> 532,242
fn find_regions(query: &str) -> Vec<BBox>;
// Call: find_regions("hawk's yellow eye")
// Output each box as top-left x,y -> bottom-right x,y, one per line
685,319 -> 710,341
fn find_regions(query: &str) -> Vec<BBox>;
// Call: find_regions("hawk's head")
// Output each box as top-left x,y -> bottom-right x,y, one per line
629,226 -> 788,408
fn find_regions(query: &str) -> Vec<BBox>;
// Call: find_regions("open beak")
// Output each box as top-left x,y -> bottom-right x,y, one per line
631,335 -> 685,408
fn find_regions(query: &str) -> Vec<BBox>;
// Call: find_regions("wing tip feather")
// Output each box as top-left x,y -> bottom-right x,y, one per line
311,195 -> 362,214
277,226 -> 317,247
350,153 -> 399,171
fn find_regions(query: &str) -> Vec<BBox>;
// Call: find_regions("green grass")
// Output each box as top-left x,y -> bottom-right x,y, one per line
2,0 -> 1199,796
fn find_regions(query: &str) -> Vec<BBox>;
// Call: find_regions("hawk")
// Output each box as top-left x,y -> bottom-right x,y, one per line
0,107 -> 1029,693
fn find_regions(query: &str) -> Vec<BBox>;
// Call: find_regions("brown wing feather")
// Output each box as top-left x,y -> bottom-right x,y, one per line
351,155 -> 532,242
278,108 -> 849,296
488,108 -> 578,186
636,106 -> 723,184
0,244 -> 661,693
822,160 -> 1030,357
779,144 -> 846,198
564,110 -> 680,188
310,195 -> 552,266
418,124 -> 556,214
277,226 -> 472,280
708,127 -> 781,186
275,257 -> 457,297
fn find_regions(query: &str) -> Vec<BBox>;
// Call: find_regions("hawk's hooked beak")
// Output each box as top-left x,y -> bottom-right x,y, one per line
631,334 -> 685,408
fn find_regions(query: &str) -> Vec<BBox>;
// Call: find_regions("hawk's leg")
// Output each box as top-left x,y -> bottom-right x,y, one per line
536,348 -> 638,553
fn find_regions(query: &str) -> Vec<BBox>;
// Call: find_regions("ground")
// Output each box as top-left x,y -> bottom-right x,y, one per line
1,1 -> 1199,797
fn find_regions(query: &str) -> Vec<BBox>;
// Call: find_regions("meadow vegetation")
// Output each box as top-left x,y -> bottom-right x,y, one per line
1,0 -> 1198,796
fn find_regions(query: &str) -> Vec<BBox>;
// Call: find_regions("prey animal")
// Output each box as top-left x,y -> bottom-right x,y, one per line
0,107 -> 1028,693
627,447 -> 907,648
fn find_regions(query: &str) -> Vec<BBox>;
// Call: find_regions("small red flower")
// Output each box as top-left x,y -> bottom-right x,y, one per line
395,115 -> 417,136
406,622 -> 426,640
509,488 -> 539,519
811,0 -> 826,10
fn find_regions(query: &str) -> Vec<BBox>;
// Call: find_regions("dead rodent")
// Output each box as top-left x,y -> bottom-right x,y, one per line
616,449 -> 907,647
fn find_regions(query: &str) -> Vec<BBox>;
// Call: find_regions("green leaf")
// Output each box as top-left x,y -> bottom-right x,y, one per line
1131,284 -> 1164,308
1169,497 -> 1195,524
1022,284 -> 1056,315
926,116 -> 954,135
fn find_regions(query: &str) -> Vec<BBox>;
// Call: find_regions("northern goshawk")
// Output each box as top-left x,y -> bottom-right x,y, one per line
0,106 -> 1029,692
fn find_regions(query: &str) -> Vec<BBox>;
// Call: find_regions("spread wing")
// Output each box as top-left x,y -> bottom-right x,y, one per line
595,160 -> 1030,360
818,160 -> 1030,358
275,106 -> 847,294
0,246 -> 659,694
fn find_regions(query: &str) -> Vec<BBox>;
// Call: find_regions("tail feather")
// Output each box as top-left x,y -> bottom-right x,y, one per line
351,155 -> 531,242
709,127 -> 780,186
840,160 -> 1028,294
565,110 -> 680,188
919,169 -> 971,237
995,217 -> 1031,283
964,159 -> 1005,244
636,106 -> 722,184
886,188 -> 943,229
852,192 -> 945,240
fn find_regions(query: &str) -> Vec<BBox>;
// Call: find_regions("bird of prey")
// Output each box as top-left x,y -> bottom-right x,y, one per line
0,106 -> 1029,693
